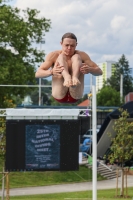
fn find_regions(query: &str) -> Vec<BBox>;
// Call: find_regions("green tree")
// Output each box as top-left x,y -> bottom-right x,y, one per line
97,86 -> 121,106
0,111 -> 6,167
0,0 -> 51,107
107,108 -> 133,197
105,54 -> 133,96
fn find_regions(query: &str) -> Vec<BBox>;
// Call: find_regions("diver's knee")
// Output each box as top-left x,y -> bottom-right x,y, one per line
57,53 -> 67,60
71,54 -> 81,61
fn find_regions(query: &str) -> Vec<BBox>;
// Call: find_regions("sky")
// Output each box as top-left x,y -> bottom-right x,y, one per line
8,0 -> 133,91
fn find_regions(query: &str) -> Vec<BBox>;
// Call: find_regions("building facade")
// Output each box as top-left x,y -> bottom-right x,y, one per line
96,61 -> 116,92
129,68 -> 133,77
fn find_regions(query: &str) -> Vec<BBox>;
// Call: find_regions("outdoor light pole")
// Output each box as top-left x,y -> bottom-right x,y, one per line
39,78 -> 41,106
120,74 -> 123,103
92,77 -> 97,200
38,38 -> 45,106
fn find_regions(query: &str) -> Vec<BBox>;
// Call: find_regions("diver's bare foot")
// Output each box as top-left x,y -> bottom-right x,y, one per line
72,77 -> 81,86
63,78 -> 73,87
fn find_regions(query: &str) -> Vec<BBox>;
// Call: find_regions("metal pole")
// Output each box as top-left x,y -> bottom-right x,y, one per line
39,78 -> 41,106
90,74 -> 92,93
38,38 -> 45,106
38,40 -> 42,106
92,84 -> 97,200
120,74 -> 123,103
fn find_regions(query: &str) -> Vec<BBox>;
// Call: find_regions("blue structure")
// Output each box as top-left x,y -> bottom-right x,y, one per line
80,138 -> 92,156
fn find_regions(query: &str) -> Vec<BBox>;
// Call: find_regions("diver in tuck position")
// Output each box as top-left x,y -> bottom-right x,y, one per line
35,32 -> 102,103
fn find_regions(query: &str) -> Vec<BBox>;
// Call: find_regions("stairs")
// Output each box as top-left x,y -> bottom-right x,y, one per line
85,159 -> 121,180
80,153 -> 121,180
97,162 -> 121,179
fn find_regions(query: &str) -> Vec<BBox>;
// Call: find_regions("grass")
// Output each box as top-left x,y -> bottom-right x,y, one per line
0,167 -> 104,188
3,188 -> 133,200
0,158 -> 133,200
0,158 -> 104,188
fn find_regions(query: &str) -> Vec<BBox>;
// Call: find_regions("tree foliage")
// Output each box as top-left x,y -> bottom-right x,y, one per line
97,86 -> 121,106
105,54 -> 133,96
0,0 -> 51,107
0,114 -> 6,162
107,108 -> 133,197
108,108 -> 133,165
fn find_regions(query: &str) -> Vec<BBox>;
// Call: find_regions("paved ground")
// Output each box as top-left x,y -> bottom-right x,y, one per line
0,175 -> 133,196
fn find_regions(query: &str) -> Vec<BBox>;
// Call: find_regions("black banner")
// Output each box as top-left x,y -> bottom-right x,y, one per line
6,119 -> 80,171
